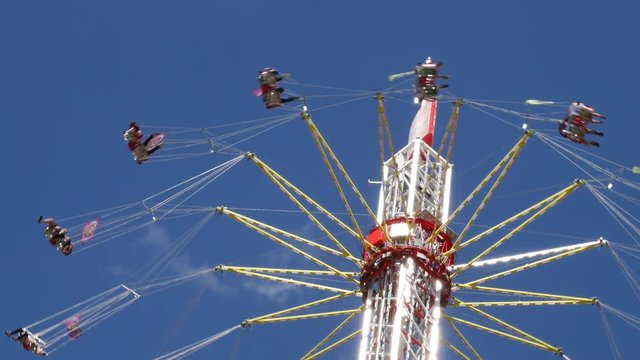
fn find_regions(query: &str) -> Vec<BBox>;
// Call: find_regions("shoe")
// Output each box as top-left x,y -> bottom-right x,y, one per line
38,215 -> 44,224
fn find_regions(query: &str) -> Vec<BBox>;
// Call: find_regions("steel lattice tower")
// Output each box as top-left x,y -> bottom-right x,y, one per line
359,61 -> 456,360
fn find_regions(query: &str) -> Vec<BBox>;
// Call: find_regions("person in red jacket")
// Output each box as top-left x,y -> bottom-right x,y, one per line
558,120 -> 601,147
257,68 -> 300,109
414,58 -> 449,102
258,68 -> 283,93
388,58 -> 449,103
568,102 -> 606,124
123,122 -> 165,164
560,102 -> 605,146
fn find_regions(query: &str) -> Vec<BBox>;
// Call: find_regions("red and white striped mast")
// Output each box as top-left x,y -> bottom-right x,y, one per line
358,58 -> 457,360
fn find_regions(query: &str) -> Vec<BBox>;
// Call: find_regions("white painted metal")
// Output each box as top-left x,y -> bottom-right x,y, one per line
376,139 -> 452,224
362,124 -> 453,359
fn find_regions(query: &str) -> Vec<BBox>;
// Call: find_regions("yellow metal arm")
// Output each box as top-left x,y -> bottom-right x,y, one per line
450,299 -> 597,307
462,239 -> 603,286
441,337 -> 472,360
217,265 -> 359,278
221,208 -> 360,264
376,93 -> 400,181
452,180 -> 583,277
302,112 -> 380,233
450,130 -> 531,249
454,284 -> 596,302
247,308 -> 362,325
465,305 -> 563,351
446,315 -> 563,354
430,131 -> 532,244
302,112 -> 367,242
247,153 -> 359,259
249,153 -> 361,241
302,311 -> 360,359
447,317 -> 482,360
217,266 -> 357,294
242,291 -> 359,325
220,208 -> 359,284
445,196 -> 595,258
303,329 -> 361,360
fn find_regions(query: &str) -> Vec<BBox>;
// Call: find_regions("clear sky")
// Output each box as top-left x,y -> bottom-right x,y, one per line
1,1 -> 639,359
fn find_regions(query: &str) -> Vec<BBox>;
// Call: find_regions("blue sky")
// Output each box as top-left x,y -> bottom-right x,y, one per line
2,1 -> 639,359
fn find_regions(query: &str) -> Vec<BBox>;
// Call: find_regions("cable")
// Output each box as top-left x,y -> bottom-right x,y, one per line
153,325 -> 242,360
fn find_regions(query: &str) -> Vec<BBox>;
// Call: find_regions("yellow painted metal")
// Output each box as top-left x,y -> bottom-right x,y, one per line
302,111 -> 366,244
376,93 -> 400,230
455,284 -> 595,302
436,99 -> 463,161
302,113 -> 380,232
223,267 -> 355,294
303,329 -> 361,360
432,99 -> 462,204
436,100 -> 461,215
378,94 -> 386,189
451,299 -> 596,307
452,180 -> 582,277
443,182 -> 581,257
249,308 -> 363,325
222,208 -> 360,264
466,305 -> 559,351
446,315 -> 562,354
222,209 -> 359,284
377,94 -> 398,162
447,317 -> 483,360
462,239 -> 601,285
377,94 -> 400,181
248,154 -> 359,259
249,154 -> 360,240
450,130 -> 532,249
244,291 -> 359,324
441,337 -> 472,360
218,265 -> 359,278
302,311 -> 360,359
443,99 -> 463,164
429,132 -> 532,244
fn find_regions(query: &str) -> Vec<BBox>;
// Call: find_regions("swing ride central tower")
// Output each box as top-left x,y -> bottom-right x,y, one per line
358,98 -> 456,360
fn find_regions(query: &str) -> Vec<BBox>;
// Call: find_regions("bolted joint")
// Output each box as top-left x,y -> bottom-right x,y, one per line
244,152 -> 255,160
597,237 -> 609,247
241,320 -> 251,328
214,206 -> 226,214
454,98 -> 464,107
591,297 -> 600,305
574,179 -> 586,186
524,129 -> 535,137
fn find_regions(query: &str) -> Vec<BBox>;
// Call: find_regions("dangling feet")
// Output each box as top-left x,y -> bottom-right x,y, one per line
38,215 -> 44,224
281,96 -> 300,104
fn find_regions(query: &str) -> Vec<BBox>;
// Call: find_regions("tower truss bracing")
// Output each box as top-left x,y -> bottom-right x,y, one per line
360,135 -> 456,360
376,139 -> 452,225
